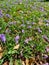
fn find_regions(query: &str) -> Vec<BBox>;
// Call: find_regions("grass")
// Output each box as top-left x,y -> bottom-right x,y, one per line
0,0 -> 49,65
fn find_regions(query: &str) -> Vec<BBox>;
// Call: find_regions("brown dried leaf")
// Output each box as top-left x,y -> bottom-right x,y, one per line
26,58 -> 29,65
22,61 -> 25,65
31,36 -> 34,40
0,52 -> 3,59
0,46 -> 3,52
38,19 -> 44,26
3,61 -> 9,65
14,44 -> 20,50
29,57 -> 35,65
35,61 -> 40,65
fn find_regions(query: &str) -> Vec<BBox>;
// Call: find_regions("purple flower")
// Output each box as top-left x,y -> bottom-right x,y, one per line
6,14 -> 10,18
43,54 -> 48,59
0,34 -> 6,43
37,28 -> 42,33
44,20 -> 49,23
32,22 -> 36,25
42,35 -> 49,43
40,7 -> 44,12
42,63 -> 48,65
15,35 -> 20,43
0,10 -> 3,17
28,26 -> 32,28
46,46 -> 49,52
9,22 -> 13,25
22,29 -> 24,33
8,21 -> 16,25
0,34 -> 1,38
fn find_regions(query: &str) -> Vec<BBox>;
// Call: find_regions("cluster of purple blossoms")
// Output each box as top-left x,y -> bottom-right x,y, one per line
0,34 -> 6,43
15,35 -> 20,44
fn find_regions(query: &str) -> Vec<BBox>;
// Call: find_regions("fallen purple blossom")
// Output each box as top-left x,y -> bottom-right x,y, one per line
32,22 -> 36,25
0,10 -> 3,17
40,7 -> 44,12
42,35 -> 49,43
8,21 -> 16,25
15,35 -> 20,44
42,54 -> 48,59
42,63 -> 48,65
6,14 -> 10,18
22,29 -> 24,33
28,25 -> 32,28
46,46 -> 49,52
44,20 -> 49,23
0,34 -> 6,43
37,28 -> 42,33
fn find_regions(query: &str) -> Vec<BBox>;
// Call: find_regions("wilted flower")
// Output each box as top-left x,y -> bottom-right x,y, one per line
24,37 -> 32,44
24,38 -> 29,43
0,34 -> 6,43
15,35 -> 20,43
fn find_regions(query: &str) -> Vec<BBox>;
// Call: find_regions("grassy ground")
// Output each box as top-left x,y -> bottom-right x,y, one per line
0,0 -> 49,65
